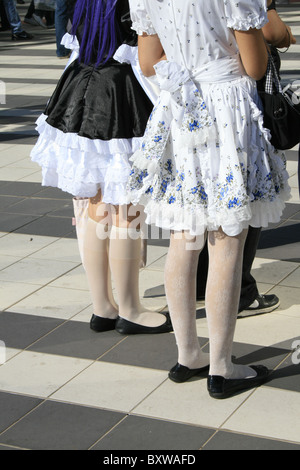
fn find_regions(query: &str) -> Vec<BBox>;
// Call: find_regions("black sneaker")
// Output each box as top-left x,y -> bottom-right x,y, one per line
12,31 -> 34,41
238,294 -> 280,318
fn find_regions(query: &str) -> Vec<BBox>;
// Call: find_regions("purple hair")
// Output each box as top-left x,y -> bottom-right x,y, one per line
72,0 -> 119,66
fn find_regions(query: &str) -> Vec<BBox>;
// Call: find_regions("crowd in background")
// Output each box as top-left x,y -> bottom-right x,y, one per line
0,0 -> 74,58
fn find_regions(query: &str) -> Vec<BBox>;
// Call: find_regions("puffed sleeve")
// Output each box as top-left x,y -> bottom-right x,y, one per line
129,0 -> 157,35
223,0 -> 268,30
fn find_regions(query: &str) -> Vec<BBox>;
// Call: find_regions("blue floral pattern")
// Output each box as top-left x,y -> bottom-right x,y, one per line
128,0 -> 290,236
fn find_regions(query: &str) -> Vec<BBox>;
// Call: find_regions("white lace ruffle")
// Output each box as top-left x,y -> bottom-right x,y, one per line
226,14 -> 268,31
61,32 -> 79,52
136,193 -> 288,237
130,20 -> 156,37
31,115 -> 141,201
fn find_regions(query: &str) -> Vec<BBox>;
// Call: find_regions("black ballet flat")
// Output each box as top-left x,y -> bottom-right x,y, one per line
207,365 -> 270,399
90,314 -> 118,332
115,313 -> 173,335
168,363 -> 210,383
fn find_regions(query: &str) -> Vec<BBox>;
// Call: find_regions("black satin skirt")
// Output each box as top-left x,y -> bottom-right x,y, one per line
45,59 -> 153,141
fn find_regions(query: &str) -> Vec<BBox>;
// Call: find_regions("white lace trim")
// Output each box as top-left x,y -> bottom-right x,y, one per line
132,191 -> 289,237
31,117 -> 140,200
226,14 -> 268,32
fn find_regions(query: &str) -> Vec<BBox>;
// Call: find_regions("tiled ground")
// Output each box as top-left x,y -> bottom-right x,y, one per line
0,4 -> 299,451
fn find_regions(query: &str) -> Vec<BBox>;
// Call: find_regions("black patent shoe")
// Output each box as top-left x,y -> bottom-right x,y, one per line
12,31 -> 34,41
90,314 -> 118,332
169,363 -> 209,383
207,365 -> 270,399
115,313 -> 173,335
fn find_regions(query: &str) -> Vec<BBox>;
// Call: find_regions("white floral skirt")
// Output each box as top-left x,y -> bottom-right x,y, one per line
127,66 -> 290,237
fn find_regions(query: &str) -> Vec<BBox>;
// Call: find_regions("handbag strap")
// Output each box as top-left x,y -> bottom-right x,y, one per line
265,51 -> 283,95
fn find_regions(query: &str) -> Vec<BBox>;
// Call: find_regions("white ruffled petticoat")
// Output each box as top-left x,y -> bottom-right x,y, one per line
30,40 -> 157,203
127,56 -> 291,236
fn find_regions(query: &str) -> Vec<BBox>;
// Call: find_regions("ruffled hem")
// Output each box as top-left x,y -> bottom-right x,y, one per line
61,32 -> 79,52
130,190 -> 290,237
131,20 -> 157,37
226,14 -> 268,32
32,114 -> 142,157
31,116 -> 140,200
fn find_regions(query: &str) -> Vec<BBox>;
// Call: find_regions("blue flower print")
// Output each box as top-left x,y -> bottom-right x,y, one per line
226,172 -> 234,183
161,179 -> 169,193
154,135 -> 162,143
166,159 -> 173,173
189,120 -> 200,132
169,196 -> 176,204
228,197 -> 241,208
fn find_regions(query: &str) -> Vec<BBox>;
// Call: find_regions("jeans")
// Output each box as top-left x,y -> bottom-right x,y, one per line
55,0 -> 70,57
2,0 -> 23,33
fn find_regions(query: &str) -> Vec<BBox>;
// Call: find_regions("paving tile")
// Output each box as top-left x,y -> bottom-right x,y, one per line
0,280 -> 40,311
49,264 -> 89,291
267,355 -> 300,393
224,387 -> 300,444
0,311 -> 64,350
0,257 -> 78,285
52,362 -> 167,413
28,320 -> 125,360
0,391 -> 42,434
6,285 -> 91,319
13,215 -> 75,238
268,285 -> 300,319
0,195 -> 24,210
100,332 -> 178,370
0,255 -> 21,270
250,257 -> 298,285
0,180 -> 43,197
0,400 -> 124,450
0,350 -> 92,397
233,311 -> 300,347
7,198 -> 72,216
134,379 -> 254,429
92,415 -> 215,450
0,212 -> 39,233
203,430 -> 300,450
0,233 -> 59,257
29,237 -> 81,263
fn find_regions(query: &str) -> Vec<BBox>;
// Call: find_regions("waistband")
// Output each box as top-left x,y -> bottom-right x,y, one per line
191,54 -> 246,83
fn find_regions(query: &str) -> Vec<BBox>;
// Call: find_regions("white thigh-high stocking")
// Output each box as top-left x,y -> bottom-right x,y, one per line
109,225 -> 166,327
72,198 -> 89,268
206,228 -> 257,379
83,217 -> 118,319
164,231 -> 210,369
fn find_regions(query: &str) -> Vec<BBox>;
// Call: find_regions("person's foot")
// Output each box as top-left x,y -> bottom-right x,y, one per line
238,294 -> 280,318
169,363 -> 210,383
12,30 -> 33,40
207,365 -> 270,399
24,17 -> 39,26
32,13 -> 47,28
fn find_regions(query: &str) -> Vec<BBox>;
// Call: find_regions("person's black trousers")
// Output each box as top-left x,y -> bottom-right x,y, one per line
196,226 -> 261,311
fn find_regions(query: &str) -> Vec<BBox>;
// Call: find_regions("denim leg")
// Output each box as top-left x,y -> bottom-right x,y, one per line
55,0 -> 70,57
2,0 -> 23,33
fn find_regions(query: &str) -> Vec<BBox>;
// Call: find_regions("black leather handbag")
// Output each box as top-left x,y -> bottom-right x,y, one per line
258,52 -> 300,150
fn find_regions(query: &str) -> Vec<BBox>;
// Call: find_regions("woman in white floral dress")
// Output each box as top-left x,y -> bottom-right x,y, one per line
127,0 -> 290,398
